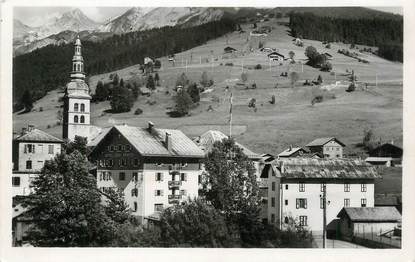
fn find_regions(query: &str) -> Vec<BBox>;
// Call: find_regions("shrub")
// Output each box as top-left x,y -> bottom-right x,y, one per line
320,62 -> 332,72
134,108 -> 143,115
254,64 -> 262,70
311,95 -> 323,105
225,63 -> 234,66
39,107 -> 43,112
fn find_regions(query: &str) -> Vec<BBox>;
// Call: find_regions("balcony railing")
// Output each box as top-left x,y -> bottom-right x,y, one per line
168,194 -> 182,204
168,180 -> 182,188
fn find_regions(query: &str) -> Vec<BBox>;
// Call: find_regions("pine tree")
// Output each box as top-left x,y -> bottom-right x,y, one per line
154,73 -> 160,86
110,85 -> 134,113
146,75 -> 155,90
187,83 -> 200,103
173,89 -> 193,116
21,89 -> 33,112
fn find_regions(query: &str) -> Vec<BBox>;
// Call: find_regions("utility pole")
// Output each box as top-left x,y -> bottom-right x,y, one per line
322,184 -> 327,248
185,60 -> 188,72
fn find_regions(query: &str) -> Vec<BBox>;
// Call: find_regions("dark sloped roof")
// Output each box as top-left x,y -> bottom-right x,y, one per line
306,137 -> 346,147
338,207 -> 401,222
274,158 -> 380,179
90,125 -> 205,158
15,129 -> 63,143
198,130 -> 261,160
278,147 -> 308,157
267,51 -> 285,57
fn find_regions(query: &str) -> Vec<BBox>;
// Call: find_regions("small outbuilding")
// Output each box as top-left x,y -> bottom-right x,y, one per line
337,207 -> 401,241
224,46 -> 237,54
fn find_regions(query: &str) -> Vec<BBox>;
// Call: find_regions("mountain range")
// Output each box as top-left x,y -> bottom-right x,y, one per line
13,6 -> 401,56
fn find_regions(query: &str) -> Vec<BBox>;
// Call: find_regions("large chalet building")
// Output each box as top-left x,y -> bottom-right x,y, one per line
260,158 -> 380,235
88,123 -> 205,223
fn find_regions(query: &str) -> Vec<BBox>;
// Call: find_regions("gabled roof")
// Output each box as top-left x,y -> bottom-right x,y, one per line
267,51 -> 285,57
198,130 -> 261,160
14,128 -> 63,143
278,147 -> 307,157
89,125 -> 204,158
337,207 -> 401,222
306,137 -> 346,147
273,158 -> 380,179
224,46 -> 237,51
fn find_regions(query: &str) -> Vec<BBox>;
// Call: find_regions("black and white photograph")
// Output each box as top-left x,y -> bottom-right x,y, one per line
1,0 -> 414,260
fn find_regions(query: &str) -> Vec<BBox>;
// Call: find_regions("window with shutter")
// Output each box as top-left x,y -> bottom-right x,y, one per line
296,199 -> 299,209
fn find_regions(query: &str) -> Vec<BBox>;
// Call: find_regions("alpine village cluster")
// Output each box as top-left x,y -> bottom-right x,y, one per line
12,37 -> 402,248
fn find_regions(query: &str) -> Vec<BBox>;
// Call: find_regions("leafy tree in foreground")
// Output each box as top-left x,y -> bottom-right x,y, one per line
202,138 -> 259,219
24,151 -> 128,246
63,135 -> 88,155
156,198 -> 232,247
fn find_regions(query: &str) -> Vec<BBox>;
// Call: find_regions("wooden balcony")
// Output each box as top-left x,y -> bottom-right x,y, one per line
168,180 -> 182,189
168,194 -> 182,204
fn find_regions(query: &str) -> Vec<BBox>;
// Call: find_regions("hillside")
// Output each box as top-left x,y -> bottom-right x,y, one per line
13,18 -> 402,156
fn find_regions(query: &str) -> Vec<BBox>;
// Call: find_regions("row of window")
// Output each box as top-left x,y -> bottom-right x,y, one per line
324,146 -> 340,152
23,144 -> 55,154
285,183 -> 368,192
73,103 -> 86,112
156,172 -> 187,182
73,115 -> 86,123
98,158 -> 139,168
107,145 -> 132,152
290,198 -> 367,209
98,172 -> 188,182
130,189 -> 189,197
131,203 -> 164,213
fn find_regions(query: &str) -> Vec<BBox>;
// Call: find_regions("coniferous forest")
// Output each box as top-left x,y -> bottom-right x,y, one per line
289,12 -> 403,62
13,18 -> 236,110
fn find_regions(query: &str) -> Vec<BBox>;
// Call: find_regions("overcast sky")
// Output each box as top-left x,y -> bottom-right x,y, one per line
14,6 -> 403,26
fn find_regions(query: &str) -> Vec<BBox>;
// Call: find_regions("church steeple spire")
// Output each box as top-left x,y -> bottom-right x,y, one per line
70,35 -> 85,80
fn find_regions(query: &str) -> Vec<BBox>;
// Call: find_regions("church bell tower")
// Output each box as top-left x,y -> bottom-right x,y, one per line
62,36 -> 91,141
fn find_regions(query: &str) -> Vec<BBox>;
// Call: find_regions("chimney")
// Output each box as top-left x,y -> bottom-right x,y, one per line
390,139 -> 394,145
21,127 -> 27,135
165,132 -> 172,151
289,145 -> 292,151
27,125 -> 34,132
148,121 -> 154,133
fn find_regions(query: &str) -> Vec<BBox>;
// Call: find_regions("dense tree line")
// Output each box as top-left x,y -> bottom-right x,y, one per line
13,18 -> 236,110
289,12 -> 403,62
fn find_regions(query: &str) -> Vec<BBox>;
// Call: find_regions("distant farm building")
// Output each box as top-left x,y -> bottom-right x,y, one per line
366,143 -> 402,166
224,46 -> 237,54
260,47 -> 276,53
267,52 -> 285,61
294,38 -> 303,46
306,137 -> 345,159
278,146 -> 308,158
144,57 -> 154,65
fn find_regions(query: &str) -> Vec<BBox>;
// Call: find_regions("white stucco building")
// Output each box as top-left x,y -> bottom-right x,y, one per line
12,126 -> 63,196
88,122 -> 205,224
260,158 -> 380,235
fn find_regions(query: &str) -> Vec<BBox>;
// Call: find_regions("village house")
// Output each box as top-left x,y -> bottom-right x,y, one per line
260,158 -> 380,235
12,126 -> 63,196
267,51 -> 285,62
278,146 -> 309,158
365,142 -> 402,167
87,122 -> 205,224
336,207 -> 401,242
306,137 -> 345,158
